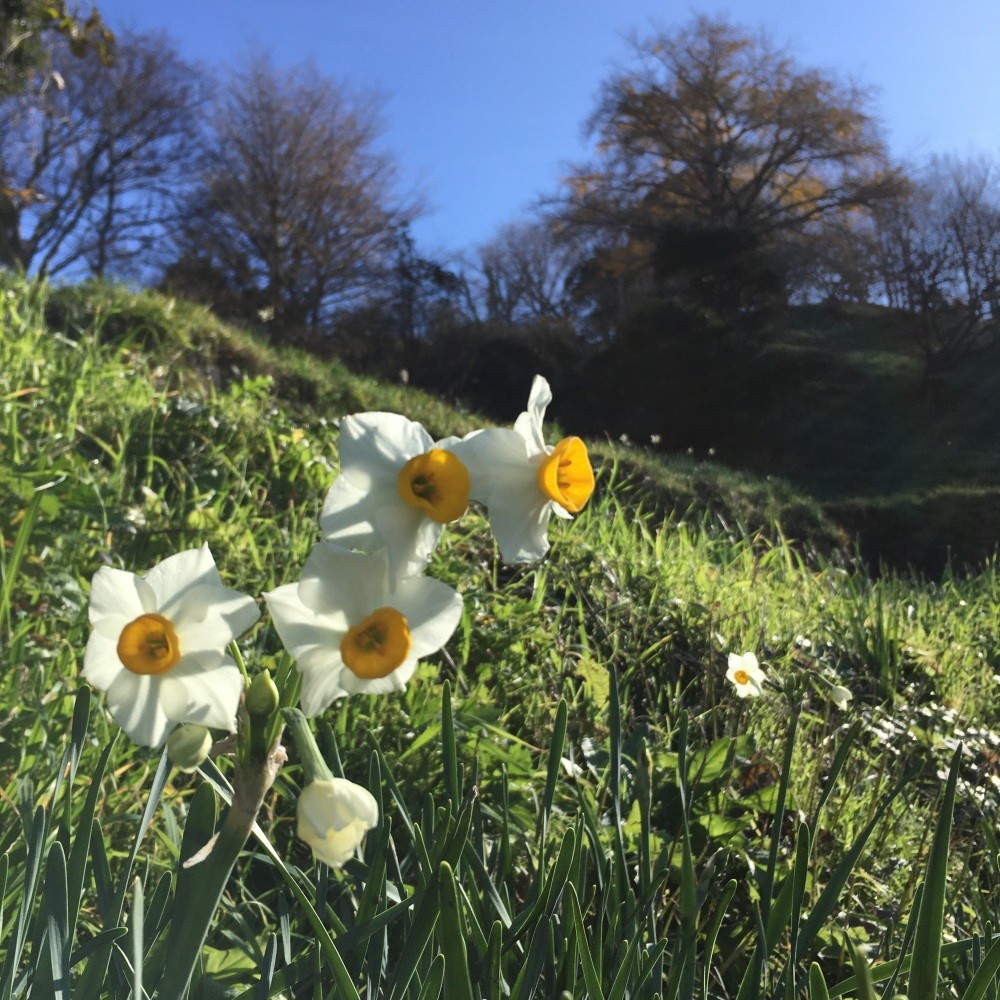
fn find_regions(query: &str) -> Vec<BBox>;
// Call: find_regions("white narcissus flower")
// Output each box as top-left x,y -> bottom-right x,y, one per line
829,684 -> 853,710
297,778 -> 379,867
449,375 -> 595,563
82,545 -> 260,748
264,542 -> 463,716
726,651 -> 767,699
320,412 -> 471,586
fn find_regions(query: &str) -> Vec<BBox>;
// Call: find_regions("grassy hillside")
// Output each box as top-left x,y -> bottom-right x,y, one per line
755,303 -> 1000,572
751,303 -> 1000,497
3,276 -> 1000,996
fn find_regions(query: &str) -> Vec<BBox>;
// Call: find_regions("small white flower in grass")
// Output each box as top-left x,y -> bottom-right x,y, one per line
726,651 -> 766,698
264,542 -> 463,716
82,545 -> 260,748
297,778 -> 379,867
829,684 -> 853,710
320,412 -> 471,587
449,375 -> 595,563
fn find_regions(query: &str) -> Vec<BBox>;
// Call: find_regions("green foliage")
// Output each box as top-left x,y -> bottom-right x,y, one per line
3,276 -> 1000,996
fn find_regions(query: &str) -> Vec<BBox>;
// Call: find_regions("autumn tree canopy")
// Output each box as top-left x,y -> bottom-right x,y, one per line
560,16 -> 902,320
0,0 -> 112,95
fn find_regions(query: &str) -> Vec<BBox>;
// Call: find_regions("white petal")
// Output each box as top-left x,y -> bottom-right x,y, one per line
104,671 -> 173,748
486,485 -> 552,563
512,375 -> 551,457
144,545 -> 222,620
82,629 -> 125,692
91,612 -> 130,642
337,657 -> 416,696
298,544 -> 386,622
371,502 -> 440,587
320,475 -> 384,551
171,582 -> 260,643
160,656 -> 243,732
170,584 -> 260,650
266,583 -> 344,652
88,567 -> 155,625
337,412 -> 432,492
297,655 -> 351,716
392,576 -> 463,660
735,679 -> 763,699
265,582 -> 350,716
450,428 -> 530,505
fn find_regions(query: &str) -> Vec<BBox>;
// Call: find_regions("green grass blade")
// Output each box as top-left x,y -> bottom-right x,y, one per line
441,681 -> 460,810
0,854 -> 7,947
907,745 -> 961,1000
45,841 -> 70,1000
438,861 -> 475,1000
111,749 -> 171,925
74,929 -> 129,999
809,963 -> 832,1000
814,720 -> 862,818
416,954 -> 446,1000
384,891 -> 439,1000
568,884 -> 606,1000
847,935 -> 878,1000
793,767 -> 912,968
512,914 -> 552,1000
0,803 -> 47,997
67,736 -> 117,938
257,935 -> 278,1000
485,919 -> 505,1000
702,880 -> 738,999
880,881 -> 923,999
828,938 -> 975,997
541,697 -> 568,834
0,487 -> 42,640
130,877 -> 144,1000
607,932 -> 643,1000
960,934 -> 1000,1000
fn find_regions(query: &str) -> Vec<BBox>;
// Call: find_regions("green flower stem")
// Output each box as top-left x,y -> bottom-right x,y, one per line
157,737 -> 285,1000
282,707 -> 334,784
228,639 -> 250,685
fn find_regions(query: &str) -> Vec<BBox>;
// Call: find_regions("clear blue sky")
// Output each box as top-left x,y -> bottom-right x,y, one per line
97,0 -> 1000,258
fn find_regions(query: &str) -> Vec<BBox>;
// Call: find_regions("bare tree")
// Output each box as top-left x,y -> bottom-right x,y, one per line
471,218 -> 580,325
872,154 -> 1000,373
0,29 -> 204,276
166,54 -> 413,339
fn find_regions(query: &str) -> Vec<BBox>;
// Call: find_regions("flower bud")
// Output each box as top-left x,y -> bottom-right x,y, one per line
246,669 -> 279,717
297,778 -> 378,867
166,724 -> 212,773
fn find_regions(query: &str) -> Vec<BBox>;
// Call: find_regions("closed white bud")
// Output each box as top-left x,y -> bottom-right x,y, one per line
297,778 -> 378,868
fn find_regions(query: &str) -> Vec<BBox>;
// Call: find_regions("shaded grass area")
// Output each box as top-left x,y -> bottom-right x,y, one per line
3,277 -> 1000,995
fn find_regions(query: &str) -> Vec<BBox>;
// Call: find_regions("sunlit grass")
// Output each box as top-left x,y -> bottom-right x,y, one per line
3,275 -> 1000,996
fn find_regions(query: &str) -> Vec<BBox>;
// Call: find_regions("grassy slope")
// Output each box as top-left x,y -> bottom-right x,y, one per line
747,303 -> 1000,570
3,277 -> 1000,993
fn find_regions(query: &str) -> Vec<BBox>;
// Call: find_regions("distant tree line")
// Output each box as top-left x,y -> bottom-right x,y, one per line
3,13 -> 1000,438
